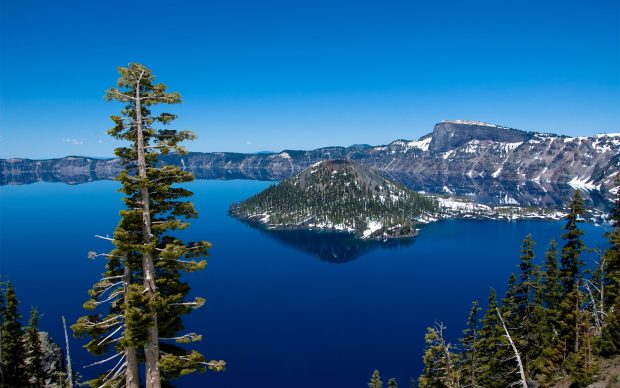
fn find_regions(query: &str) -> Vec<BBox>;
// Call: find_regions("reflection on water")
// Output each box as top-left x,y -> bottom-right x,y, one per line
1,167 -> 613,211
385,171 -> 614,212
241,220 -> 417,263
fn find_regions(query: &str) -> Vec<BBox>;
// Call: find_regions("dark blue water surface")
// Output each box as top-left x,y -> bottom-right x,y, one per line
0,180 -> 610,387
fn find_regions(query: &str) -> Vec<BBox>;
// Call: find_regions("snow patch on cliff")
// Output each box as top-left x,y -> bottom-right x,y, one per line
568,176 -> 600,191
362,221 -> 383,238
406,137 -> 431,152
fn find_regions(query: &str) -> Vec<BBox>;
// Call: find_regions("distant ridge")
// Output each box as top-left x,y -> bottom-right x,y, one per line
2,120 -> 618,207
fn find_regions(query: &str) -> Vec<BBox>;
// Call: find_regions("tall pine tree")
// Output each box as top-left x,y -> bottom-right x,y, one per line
559,190 -> 586,357
1,281 -> 27,387
26,307 -> 45,387
515,235 -> 535,372
418,322 -> 458,388
529,265 -> 562,387
74,63 -> 224,388
476,288 -> 505,388
459,300 -> 480,388
542,240 -> 561,318
600,175 -> 620,355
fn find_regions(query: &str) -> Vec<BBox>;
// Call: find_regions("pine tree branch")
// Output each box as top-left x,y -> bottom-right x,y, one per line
93,290 -> 123,305
99,352 -> 127,387
100,275 -> 124,282
95,281 -> 124,298
97,324 -> 125,346
82,314 -> 123,328
159,333 -> 201,343
84,350 -> 124,368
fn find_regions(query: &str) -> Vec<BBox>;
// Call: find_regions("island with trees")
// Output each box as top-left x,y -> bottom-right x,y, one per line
229,159 -> 579,240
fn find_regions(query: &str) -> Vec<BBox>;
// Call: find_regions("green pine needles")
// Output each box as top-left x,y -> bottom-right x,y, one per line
73,63 -> 224,388
417,187 -> 620,387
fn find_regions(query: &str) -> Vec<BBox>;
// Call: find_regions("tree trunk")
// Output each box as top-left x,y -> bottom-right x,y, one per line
124,265 -> 140,388
135,70 -> 161,388
574,289 -> 580,353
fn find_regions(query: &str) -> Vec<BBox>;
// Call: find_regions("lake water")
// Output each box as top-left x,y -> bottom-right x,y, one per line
0,180 -> 610,387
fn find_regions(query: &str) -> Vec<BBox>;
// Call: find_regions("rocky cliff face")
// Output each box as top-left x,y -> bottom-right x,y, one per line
428,120 -> 533,154
2,120 -> 618,209
20,331 -> 66,387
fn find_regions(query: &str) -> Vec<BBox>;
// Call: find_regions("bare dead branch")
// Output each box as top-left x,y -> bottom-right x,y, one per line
496,308 -> 527,388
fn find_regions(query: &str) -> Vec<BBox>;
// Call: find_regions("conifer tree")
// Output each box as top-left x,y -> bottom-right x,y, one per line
559,190 -> 586,357
459,300 -> 479,388
418,322 -> 458,388
600,175 -> 620,355
560,191 -> 586,293
501,273 -> 519,329
1,281 -> 27,387
476,287 -> 515,388
514,235 -> 535,371
542,240 -> 561,316
26,307 -> 45,387
74,63 -> 224,388
529,266 -> 562,386
387,377 -> 398,388
600,294 -> 620,356
368,369 -> 383,388
476,289 -> 500,387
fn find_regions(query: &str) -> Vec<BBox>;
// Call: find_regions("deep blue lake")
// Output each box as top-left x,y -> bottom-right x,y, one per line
0,180 -> 610,387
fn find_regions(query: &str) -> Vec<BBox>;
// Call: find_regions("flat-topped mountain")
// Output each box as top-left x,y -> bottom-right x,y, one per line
429,120 -> 534,153
2,120 -> 618,210
229,160 -> 438,239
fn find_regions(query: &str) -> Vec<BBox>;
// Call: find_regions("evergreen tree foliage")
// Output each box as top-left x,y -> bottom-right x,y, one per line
1,281 -> 27,387
514,235 -> 535,372
26,307 -> 45,387
559,190 -> 586,358
542,240 -> 561,319
600,175 -> 620,355
600,294 -> 620,356
458,300 -> 479,388
529,265 -> 562,387
476,289 -> 503,388
368,369 -> 383,388
501,273 -> 519,330
414,191 -> 620,387
387,377 -> 398,388
560,191 -> 586,293
73,63 -> 224,388
418,322 -> 458,388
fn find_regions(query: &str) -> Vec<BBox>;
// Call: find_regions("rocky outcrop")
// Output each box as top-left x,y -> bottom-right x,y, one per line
428,120 -> 533,154
21,331 -> 66,387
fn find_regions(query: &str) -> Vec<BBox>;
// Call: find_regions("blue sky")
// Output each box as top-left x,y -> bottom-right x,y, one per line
0,0 -> 619,158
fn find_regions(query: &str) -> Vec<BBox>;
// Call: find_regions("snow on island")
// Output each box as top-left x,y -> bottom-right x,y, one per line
229,160 -> 576,240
